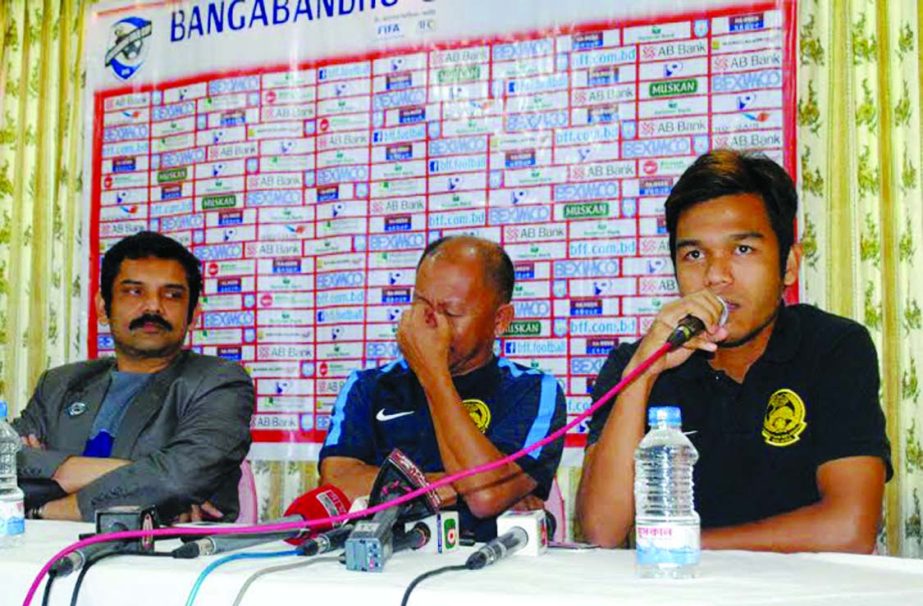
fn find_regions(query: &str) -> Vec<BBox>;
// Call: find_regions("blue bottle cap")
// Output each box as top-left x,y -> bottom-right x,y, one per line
648,405 -> 681,426
0,400 -> 7,420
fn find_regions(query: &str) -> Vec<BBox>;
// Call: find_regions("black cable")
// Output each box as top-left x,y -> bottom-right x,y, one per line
69,551 -> 121,606
41,572 -> 56,606
69,551 -> 174,606
400,564 -> 468,606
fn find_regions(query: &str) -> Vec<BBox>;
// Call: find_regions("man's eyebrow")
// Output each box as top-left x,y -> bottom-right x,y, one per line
729,231 -> 765,241
676,232 -> 766,248
118,279 -> 187,291
412,293 -> 465,309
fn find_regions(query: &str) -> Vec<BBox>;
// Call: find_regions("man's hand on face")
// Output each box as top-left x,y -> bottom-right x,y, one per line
396,301 -> 452,381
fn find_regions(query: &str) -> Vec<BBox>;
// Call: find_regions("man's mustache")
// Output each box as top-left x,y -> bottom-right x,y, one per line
129,313 -> 173,331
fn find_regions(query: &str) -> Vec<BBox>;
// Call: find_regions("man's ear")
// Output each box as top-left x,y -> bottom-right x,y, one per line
783,242 -> 802,288
494,302 -> 515,338
95,292 -> 109,325
186,303 -> 202,334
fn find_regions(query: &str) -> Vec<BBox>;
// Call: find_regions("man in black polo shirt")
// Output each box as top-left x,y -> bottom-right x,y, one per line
577,150 -> 891,552
319,236 -> 566,541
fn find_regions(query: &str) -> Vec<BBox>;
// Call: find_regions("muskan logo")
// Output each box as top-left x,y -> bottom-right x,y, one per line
105,17 -> 152,81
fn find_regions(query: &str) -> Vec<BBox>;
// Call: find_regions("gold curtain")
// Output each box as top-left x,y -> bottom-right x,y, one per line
0,0 -> 87,415
798,0 -> 923,556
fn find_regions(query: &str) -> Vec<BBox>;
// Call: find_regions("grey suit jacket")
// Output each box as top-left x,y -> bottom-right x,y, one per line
13,351 -> 254,522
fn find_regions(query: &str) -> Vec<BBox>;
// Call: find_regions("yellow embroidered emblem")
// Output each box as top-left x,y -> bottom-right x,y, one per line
762,388 -> 807,447
462,398 -> 491,433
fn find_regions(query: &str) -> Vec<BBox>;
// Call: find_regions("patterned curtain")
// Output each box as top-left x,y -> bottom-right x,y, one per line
0,0 -> 87,416
798,0 -> 923,557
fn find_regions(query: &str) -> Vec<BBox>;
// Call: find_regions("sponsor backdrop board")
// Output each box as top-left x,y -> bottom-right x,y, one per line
85,0 -> 797,459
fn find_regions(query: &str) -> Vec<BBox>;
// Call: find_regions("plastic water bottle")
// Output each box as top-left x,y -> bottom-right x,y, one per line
634,406 -> 699,578
0,400 -> 25,548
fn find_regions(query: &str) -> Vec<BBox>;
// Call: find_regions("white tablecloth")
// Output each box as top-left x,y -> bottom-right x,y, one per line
3,521 -> 923,606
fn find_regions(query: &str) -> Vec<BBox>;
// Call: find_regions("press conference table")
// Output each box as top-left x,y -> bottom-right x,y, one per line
4,522 -> 923,606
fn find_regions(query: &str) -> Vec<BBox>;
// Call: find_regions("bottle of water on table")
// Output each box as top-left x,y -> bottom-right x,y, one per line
0,400 -> 25,548
634,405 -> 699,578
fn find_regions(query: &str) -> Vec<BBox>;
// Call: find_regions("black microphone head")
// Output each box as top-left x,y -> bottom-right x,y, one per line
171,541 -> 202,559
368,449 -> 440,522
666,314 -> 706,348
405,521 -> 431,550
49,554 -> 78,577
466,551 -> 488,570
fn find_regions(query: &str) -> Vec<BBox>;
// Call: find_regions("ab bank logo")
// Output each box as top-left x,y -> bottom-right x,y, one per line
105,17 -> 152,81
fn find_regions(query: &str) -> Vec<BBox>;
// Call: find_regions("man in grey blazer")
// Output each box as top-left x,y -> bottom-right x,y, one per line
14,231 -> 254,522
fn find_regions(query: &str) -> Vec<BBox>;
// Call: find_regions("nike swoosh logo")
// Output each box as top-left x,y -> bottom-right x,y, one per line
376,410 -> 414,422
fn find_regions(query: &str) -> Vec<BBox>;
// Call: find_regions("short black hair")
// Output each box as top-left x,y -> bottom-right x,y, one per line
417,236 -> 515,304
100,231 -> 203,322
664,149 -> 798,274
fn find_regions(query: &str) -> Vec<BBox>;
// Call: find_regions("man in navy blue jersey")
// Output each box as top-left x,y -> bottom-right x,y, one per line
319,235 -> 566,541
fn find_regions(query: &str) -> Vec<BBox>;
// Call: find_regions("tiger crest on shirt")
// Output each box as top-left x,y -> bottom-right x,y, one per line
762,388 -> 807,447
462,398 -> 491,433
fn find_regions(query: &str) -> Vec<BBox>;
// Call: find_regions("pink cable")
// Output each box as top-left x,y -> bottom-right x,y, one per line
22,341 -> 671,606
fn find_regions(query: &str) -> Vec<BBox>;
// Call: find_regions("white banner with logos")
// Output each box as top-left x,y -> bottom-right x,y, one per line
84,0 -> 796,457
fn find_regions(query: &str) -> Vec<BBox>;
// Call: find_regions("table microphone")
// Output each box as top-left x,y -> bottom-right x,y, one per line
344,448 -> 442,572
51,540 -> 129,577
51,506 -> 159,577
392,521 -> 431,553
298,524 -> 355,557
466,510 -> 553,570
172,485 -> 350,558
466,527 -> 528,570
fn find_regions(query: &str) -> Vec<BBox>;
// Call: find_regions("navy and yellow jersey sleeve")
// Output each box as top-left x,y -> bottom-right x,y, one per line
586,341 -> 640,447
489,358 -> 567,500
319,369 -> 377,464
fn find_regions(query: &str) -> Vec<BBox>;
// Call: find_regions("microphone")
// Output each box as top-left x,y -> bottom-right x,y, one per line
172,515 -> 303,558
51,540 -> 128,577
283,484 -> 351,543
344,505 -> 400,572
466,527 -> 528,570
465,509 -> 551,570
404,511 -> 460,554
51,506 -> 159,577
344,515 -> 432,571
344,448 -> 441,572
172,485 -> 351,558
665,297 -> 729,349
297,524 -> 355,557
392,521 -> 431,553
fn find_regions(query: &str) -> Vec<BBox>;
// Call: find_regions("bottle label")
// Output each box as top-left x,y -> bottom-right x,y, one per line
0,498 -> 25,537
636,522 -> 700,566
